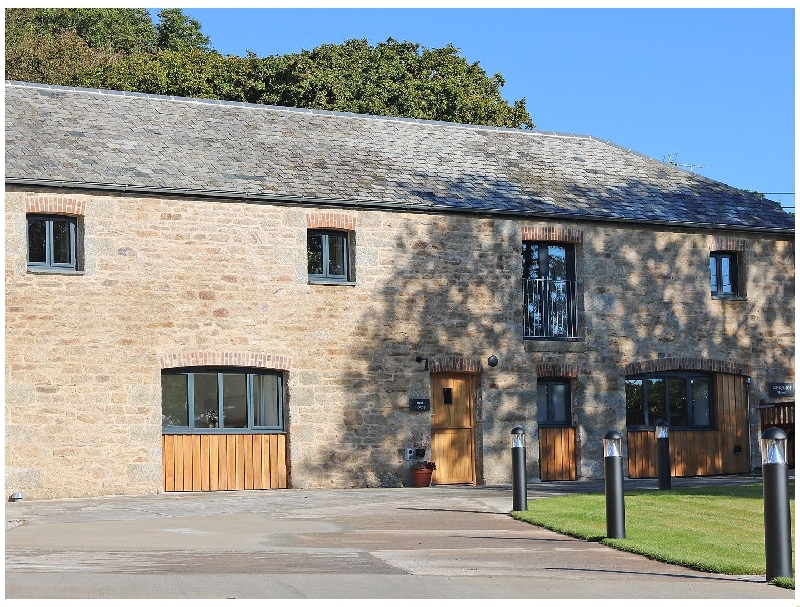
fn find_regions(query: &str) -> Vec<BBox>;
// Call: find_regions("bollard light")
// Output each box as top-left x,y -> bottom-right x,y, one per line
761,428 -> 787,466
761,427 -> 793,581
603,430 -> 622,458
655,420 -> 671,490
512,426 -> 525,448
511,426 -> 527,511
603,430 -> 625,539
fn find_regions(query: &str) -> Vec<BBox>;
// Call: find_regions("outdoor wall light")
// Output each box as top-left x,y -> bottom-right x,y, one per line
415,356 -> 429,371
655,420 -> 669,439
487,355 -> 499,368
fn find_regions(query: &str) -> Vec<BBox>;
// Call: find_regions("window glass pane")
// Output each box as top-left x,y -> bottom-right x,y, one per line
551,382 -> 568,424
253,374 -> 281,427
307,232 -> 323,275
647,378 -> 666,426
536,383 -> 549,422
625,379 -> 644,425
709,257 -> 718,293
720,256 -> 733,293
193,373 -> 219,428
28,219 -> 47,263
522,243 -> 540,280
327,233 -> 346,277
52,220 -> 73,265
668,378 -> 688,427
692,379 -> 711,426
547,245 -> 567,282
162,374 -> 189,427
222,373 -> 248,428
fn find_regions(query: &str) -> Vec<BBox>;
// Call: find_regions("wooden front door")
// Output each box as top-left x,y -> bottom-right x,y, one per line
431,373 -> 476,485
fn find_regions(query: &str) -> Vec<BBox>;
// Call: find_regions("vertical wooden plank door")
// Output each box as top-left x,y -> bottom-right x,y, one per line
430,373 -> 476,485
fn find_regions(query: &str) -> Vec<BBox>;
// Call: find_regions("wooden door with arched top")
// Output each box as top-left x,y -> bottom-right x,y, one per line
430,373 -> 476,485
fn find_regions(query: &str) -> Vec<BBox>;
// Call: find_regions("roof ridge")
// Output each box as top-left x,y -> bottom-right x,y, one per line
5,79 -> 592,139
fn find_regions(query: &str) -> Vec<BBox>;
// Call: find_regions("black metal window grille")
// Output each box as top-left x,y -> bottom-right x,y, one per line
522,242 -> 578,339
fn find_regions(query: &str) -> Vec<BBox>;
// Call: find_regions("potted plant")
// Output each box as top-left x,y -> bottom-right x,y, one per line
410,460 -> 436,487
200,409 -> 219,428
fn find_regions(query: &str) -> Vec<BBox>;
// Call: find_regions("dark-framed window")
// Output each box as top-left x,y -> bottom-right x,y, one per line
27,215 -> 79,272
308,230 -> 351,282
625,372 -> 713,429
522,242 -> 578,339
537,378 -> 572,426
161,367 -> 284,432
709,252 -> 739,297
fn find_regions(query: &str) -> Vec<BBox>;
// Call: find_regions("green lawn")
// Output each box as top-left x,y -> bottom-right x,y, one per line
511,483 -> 794,586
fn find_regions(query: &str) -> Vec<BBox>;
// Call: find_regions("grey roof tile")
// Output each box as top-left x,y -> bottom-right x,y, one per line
4,81 -> 794,233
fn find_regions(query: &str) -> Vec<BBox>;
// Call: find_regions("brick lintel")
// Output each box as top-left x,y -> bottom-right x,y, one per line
625,357 -> 751,377
159,351 -> 292,371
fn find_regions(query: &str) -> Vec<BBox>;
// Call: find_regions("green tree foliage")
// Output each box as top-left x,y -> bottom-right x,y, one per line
154,8 -> 211,53
5,8 -> 533,129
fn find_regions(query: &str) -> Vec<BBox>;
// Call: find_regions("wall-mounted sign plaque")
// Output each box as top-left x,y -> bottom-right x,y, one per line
769,383 -> 794,398
409,398 -> 430,411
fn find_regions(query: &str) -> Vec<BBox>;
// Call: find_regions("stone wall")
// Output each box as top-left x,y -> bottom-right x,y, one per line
5,187 -> 795,499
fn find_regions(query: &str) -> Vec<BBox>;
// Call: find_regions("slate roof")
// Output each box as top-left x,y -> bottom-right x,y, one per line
5,81 -> 794,233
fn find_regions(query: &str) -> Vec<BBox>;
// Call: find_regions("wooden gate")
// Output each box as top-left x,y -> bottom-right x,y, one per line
162,433 -> 286,491
430,373 -> 476,485
539,426 -> 577,481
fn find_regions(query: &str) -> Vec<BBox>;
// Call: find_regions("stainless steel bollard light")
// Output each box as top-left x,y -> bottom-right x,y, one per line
761,427 -> 793,581
655,420 -> 671,490
511,426 -> 527,511
603,430 -> 625,539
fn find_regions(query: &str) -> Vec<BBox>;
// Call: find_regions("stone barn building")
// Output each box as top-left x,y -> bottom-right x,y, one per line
5,81 -> 795,499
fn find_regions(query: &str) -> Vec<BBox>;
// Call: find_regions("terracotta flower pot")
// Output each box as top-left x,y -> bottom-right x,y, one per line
411,468 -> 433,487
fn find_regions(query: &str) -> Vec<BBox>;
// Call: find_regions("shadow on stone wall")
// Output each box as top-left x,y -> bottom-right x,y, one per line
302,170 -> 794,487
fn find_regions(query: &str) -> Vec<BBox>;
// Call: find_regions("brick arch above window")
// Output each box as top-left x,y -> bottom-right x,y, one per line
535,363 -> 580,378
708,236 -> 746,251
625,357 -> 751,377
25,193 -> 86,216
521,225 -> 583,243
429,356 -> 483,374
306,211 -> 357,231
159,351 -> 292,371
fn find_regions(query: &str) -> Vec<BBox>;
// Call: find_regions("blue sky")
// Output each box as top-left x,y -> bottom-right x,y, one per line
153,7 -> 795,213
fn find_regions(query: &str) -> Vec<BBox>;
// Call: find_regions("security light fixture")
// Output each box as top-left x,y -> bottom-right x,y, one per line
488,355 -> 499,368
415,356 -> 428,371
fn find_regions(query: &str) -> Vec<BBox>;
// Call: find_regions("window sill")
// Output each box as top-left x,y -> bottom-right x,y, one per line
711,295 -> 746,301
308,278 -> 356,286
27,267 -> 84,275
524,336 -> 583,342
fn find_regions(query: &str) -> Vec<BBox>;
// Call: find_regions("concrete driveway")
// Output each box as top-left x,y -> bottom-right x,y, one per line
5,480 -> 793,599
